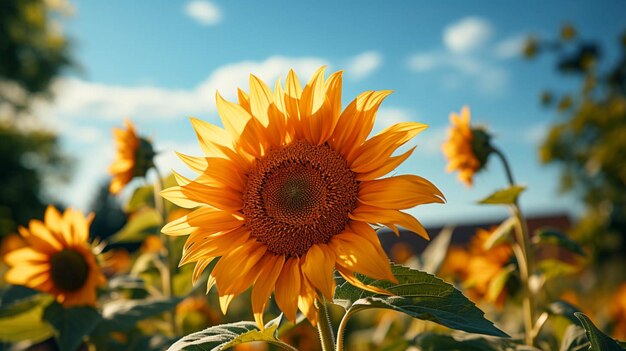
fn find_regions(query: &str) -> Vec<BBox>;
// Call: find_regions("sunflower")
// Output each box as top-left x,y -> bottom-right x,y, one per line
442,107 -> 491,187
440,227 -> 513,304
4,206 -> 106,306
109,119 -> 155,194
161,67 -> 444,326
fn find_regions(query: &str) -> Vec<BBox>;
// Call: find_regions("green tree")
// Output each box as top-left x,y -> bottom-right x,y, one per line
524,25 -> 626,257
0,0 -> 73,114
0,0 -> 73,236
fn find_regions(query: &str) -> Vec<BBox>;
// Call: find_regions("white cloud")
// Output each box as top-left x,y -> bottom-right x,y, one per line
406,52 -> 508,96
443,17 -> 493,53
184,0 -> 222,26
346,51 -> 382,80
494,35 -> 525,59
36,56 -> 328,124
523,122 -> 549,144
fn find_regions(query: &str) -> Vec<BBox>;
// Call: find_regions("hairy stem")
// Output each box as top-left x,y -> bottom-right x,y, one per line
336,309 -> 357,351
315,298 -> 336,351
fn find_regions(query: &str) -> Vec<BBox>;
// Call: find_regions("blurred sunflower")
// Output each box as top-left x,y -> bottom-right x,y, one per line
611,283 -> 626,340
440,228 -> 513,305
4,206 -> 106,306
161,67 -> 444,326
109,119 -> 155,194
442,106 -> 492,187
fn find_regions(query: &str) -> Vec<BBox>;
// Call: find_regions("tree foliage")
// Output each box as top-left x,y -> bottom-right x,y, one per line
525,25 -> 626,255
0,0 -> 73,114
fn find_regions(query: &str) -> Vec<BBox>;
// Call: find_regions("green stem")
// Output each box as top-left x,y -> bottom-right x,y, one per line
491,147 -> 516,186
335,309 -> 356,351
152,166 -> 178,336
315,298 -> 336,351
492,146 -> 535,346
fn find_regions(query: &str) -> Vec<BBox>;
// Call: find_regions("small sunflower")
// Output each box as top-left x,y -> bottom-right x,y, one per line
442,106 -> 491,187
441,228 -> 513,304
161,67 -> 444,326
4,206 -> 106,306
109,119 -> 155,194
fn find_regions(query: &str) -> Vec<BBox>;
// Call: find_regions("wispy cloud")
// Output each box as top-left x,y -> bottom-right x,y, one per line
407,16 -> 509,96
494,35 -> 525,59
443,17 -> 493,53
36,56 -> 328,124
184,0 -> 222,26
346,51 -> 382,80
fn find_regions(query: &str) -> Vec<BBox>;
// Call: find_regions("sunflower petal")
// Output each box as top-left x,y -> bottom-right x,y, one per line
274,257 -> 301,322
251,254 -> 285,328
358,175 -> 445,209
302,244 -> 335,300
331,231 -> 397,283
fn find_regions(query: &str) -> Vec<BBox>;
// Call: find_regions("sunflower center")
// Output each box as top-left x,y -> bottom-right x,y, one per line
49,249 -> 89,292
243,140 -> 358,257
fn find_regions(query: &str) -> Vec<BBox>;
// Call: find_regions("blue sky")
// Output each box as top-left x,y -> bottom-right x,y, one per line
39,0 -> 626,226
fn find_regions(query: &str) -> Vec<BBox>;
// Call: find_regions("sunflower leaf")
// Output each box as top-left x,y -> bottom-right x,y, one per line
166,314 -> 291,351
43,302 -> 102,351
478,186 -> 526,205
410,332 -> 530,351
334,264 -> 508,337
109,208 -> 163,243
0,294 -> 55,343
95,296 -> 182,333
574,312 -> 624,351
533,228 -> 586,256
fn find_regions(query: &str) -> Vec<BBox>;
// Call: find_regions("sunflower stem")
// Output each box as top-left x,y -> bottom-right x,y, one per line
492,146 -> 535,346
335,308 -> 356,351
315,298 -> 336,351
153,166 -> 178,336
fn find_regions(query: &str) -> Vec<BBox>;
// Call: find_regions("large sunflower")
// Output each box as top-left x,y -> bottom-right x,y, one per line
4,206 -> 106,306
442,107 -> 490,187
161,67 -> 444,326
109,119 -> 155,194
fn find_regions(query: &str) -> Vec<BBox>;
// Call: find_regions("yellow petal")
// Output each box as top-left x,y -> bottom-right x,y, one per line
358,175 -> 445,209
274,257 -> 301,322
350,122 -> 428,173
331,232 -> 396,283
350,205 -> 429,239
302,244 -> 335,300
251,254 -> 285,328
356,147 -> 415,181
216,92 -> 254,138
335,265 -> 392,296
189,117 -> 235,158
192,257 -> 215,285
249,74 -> 273,127
162,207 -> 243,236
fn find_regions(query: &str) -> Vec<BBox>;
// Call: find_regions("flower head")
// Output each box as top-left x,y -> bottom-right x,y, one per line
441,227 -> 513,304
109,119 -> 155,194
161,67 -> 444,326
4,206 -> 106,306
442,106 -> 492,186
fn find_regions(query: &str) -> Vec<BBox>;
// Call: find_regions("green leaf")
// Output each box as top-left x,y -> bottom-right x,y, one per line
166,314 -> 292,351
0,294 -> 55,343
486,264 -> 516,302
126,184 -> 156,213
96,297 -> 182,333
478,186 -> 526,205
411,332 -> 524,351
547,300 -> 583,324
533,229 -> 586,256
483,217 -> 516,250
559,324 -> 590,351
538,259 -> 580,279
43,302 -> 102,351
110,208 -> 163,243
333,264 -> 508,337
574,312 -> 624,351
419,226 -> 454,274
